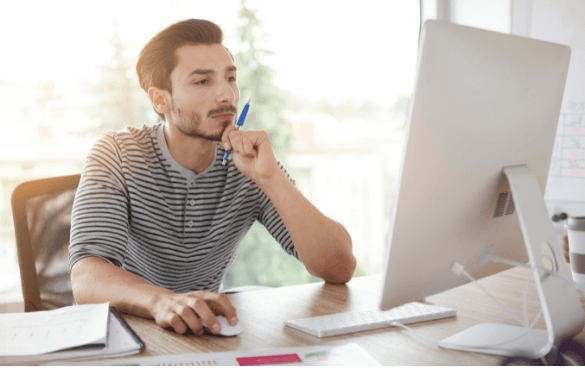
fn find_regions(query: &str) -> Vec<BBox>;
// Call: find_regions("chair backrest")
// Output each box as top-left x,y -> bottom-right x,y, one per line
11,174 -> 81,312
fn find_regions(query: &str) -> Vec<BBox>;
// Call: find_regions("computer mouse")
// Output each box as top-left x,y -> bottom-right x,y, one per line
201,316 -> 244,337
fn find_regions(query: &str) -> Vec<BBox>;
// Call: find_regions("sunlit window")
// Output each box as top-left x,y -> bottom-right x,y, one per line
0,0 -> 423,296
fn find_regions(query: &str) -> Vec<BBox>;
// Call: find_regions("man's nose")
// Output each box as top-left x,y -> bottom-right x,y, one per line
216,79 -> 237,105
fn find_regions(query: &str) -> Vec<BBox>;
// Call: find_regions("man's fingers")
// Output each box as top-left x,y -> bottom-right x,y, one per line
157,312 -> 189,335
222,125 -> 237,150
236,139 -> 246,155
154,311 -> 169,328
228,131 -> 260,157
209,293 -> 238,327
242,137 -> 256,156
192,298 -> 221,334
155,291 -> 239,336
175,304 -> 204,335
256,131 -> 272,156
169,313 -> 187,334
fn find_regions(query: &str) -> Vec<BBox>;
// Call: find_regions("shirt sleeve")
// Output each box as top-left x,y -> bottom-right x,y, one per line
256,160 -> 301,260
69,133 -> 130,271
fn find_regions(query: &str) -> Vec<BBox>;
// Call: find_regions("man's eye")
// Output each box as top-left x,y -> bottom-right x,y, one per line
227,76 -> 236,82
195,79 -> 208,85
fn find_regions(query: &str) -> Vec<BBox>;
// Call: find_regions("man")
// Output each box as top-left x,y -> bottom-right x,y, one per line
69,19 -> 356,336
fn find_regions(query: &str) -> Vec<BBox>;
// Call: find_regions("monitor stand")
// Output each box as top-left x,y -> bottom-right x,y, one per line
439,164 -> 585,358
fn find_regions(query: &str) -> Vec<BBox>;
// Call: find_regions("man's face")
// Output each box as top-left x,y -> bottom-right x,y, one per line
168,43 -> 240,141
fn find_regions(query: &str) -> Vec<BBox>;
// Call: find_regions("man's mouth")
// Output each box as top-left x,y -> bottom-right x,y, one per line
211,113 -> 235,120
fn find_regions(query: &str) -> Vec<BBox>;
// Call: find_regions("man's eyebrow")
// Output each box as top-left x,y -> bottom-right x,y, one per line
188,66 -> 236,77
189,69 -> 214,76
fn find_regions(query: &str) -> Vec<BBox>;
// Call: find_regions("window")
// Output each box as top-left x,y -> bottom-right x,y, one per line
0,0 -> 421,295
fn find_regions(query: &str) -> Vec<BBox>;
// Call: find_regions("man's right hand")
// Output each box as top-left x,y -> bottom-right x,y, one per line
151,290 -> 238,335
71,257 -> 238,336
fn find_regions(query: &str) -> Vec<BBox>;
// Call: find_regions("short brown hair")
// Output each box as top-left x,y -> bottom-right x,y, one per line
136,19 -> 224,121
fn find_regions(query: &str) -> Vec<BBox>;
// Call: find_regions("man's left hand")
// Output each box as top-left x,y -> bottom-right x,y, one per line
220,125 -> 356,284
221,126 -> 278,182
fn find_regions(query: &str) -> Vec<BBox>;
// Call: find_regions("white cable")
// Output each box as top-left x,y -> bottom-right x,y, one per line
561,353 -> 579,366
452,262 -> 528,327
448,261 -> 551,352
390,321 -> 440,345
390,255 -> 577,359
481,254 -> 553,329
521,267 -> 544,330
530,309 -> 543,329
388,261 -> 543,353
483,252 -> 585,365
390,320 -> 536,349
484,252 -> 585,296
522,267 -> 532,327
483,253 -> 529,269
392,320 -> 541,351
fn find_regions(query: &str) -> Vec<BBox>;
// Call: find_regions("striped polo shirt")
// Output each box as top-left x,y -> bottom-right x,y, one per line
69,123 -> 299,293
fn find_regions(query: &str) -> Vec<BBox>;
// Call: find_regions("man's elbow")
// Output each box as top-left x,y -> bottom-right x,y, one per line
303,222 -> 356,284
317,245 -> 357,284
323,255 -> 356,284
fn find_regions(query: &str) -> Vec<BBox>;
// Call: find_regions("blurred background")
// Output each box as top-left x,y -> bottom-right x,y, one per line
0,0 -> 510,296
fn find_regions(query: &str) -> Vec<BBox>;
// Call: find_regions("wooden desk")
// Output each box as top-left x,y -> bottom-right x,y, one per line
120,267 -> 585,365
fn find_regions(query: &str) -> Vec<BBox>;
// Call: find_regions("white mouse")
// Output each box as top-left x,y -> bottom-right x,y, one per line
201,316 -> 244,337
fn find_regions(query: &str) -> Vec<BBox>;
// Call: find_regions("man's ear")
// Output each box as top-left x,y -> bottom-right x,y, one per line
148,87 -> 171,115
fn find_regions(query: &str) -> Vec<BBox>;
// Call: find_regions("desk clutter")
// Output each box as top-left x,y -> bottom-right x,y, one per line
50,343 -> 381,366
0,303 -> 144,365
0,302 -> 383,366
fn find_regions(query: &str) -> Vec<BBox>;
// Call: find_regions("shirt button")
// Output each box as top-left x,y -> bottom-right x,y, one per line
190,200 -> 195,206
188,220 -> 193,227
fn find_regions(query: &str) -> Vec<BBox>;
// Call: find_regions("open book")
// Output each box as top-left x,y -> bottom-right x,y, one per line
0,302 -> 144,364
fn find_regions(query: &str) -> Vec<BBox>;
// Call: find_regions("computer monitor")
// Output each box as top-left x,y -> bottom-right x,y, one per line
380,20 -> 584,358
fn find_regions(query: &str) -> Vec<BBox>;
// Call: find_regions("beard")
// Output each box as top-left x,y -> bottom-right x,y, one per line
172,104 -> 237,142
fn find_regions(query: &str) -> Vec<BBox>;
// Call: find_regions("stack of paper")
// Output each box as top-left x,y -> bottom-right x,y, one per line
0,302 -> 144,364
52,343 -> 382,366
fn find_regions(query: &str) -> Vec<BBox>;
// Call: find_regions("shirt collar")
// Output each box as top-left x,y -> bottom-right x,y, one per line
156,123 -> 219,181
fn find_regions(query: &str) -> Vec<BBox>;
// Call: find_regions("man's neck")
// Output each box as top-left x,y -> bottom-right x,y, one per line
163,123 -> 216,175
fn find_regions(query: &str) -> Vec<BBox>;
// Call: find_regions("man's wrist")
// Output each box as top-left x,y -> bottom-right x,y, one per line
144,286 -> 175,319
255,167 -> 289,196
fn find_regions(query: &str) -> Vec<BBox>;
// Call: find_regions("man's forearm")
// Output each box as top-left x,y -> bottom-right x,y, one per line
70,256 -> 173,319
71,256 -> 241,335
257,170 -> 356,283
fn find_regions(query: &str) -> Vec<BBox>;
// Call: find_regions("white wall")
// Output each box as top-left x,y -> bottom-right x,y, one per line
511,0 -> 585,221
422,0 -> 511,33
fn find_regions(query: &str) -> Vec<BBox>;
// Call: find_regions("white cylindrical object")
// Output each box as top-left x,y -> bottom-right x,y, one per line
566,216 -> 585,288
573,273 -> 585,286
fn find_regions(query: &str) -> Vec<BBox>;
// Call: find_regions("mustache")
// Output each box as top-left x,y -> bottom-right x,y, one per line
207,105 -> 237,117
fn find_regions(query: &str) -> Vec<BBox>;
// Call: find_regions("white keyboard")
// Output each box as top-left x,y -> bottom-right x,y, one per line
285,302 -> 456,338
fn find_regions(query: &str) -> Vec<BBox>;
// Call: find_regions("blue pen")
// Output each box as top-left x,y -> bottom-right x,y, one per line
222,97 -> 252,165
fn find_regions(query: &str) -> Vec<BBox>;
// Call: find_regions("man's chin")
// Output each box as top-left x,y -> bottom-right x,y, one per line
202,121 -> 230,142
190,132 -> 223,142
204,124 -> 229,142
176,120 -> 229,142
204,134 -> 223,142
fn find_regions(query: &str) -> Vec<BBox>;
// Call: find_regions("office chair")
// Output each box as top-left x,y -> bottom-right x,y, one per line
11,174 -> 80,312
